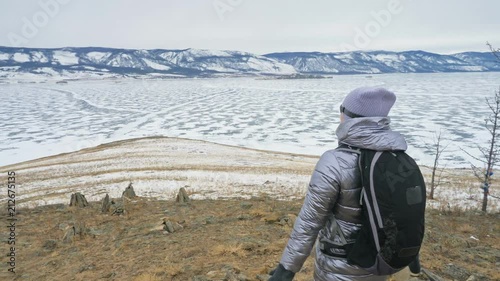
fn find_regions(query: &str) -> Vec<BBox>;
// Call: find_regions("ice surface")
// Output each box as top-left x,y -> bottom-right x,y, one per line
1,72 -> 500,169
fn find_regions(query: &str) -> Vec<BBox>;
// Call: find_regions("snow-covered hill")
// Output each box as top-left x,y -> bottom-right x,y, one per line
0,47 -> 296,79
264,50 -> 500,74
0,46 -> 498,79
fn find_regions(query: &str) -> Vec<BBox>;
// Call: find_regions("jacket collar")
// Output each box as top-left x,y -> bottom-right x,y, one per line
336,117 -> 408,151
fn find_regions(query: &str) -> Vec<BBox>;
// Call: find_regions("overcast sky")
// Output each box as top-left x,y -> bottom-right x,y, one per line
1,0 -> 499,54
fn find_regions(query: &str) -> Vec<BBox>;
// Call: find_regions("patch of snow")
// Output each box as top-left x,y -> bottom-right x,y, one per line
205,64 -> 237,72
185,49 -> 232,58
13,53 -> 30,63
334,53 -> 353,60
33,67 -> 61,76
0,53 -> 10,60
142,59 -> 171,70
108,54 -> 135,67
458,66 -> 485,71
86,52 -> 111,62
31,51 -> 48,63
374,54 -> 399,62
53,51 -> 79,65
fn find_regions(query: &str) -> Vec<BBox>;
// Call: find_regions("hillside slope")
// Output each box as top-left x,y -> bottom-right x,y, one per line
1,47 -> 499,79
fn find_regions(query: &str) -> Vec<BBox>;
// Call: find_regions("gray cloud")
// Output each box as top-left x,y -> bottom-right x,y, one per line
0,0 -> 498,54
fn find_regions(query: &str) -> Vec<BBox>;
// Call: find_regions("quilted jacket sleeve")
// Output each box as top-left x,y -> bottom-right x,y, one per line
279,150 -> 342,273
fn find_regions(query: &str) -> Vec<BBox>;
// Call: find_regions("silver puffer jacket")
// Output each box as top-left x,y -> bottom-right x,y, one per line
279,117 -> 408,281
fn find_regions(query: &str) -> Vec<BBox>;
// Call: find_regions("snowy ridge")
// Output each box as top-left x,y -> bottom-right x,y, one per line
0,47 -> 499,79
0,47 -> 296,79
265,50 -> 500,74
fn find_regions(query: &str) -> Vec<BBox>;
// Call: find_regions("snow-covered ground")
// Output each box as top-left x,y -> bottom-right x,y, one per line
0,137 -> 496,212
0,137 -> 317,208
1,72 -> 499,168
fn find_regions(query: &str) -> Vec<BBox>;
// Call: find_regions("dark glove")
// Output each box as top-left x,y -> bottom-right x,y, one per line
268,264 -> 295,281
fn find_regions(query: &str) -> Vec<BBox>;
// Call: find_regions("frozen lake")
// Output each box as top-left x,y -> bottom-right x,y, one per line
1,72 -> 499,167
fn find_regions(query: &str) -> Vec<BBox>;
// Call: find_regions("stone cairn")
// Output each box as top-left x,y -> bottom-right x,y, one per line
122,182 -> 137,199
69,192 -> 88,207
101,194 -> 111,213
176,187 -> 190,203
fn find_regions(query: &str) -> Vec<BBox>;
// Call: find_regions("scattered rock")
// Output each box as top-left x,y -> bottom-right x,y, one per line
78,264 -> 96,273
279,214 -> 297,227
102,272 -> 116,279
430,243 -> 442,253
69,192 -> 88,207
422,268 -> 444,281
164,221 -> 175,233
466,236 -> 480,248
220,266 -> 249,281
192,276 -> 210,281
466,275 -> 477,281
206,270 -> 225,280
205,216 -> 217,224
162,218 -> 184,233
122,182 -> 137,199
256,274 -> 269,281
445,236 -> 468,248
240,202 -> 253,209
443,263 -> 470,280
262,214 -> 281,224
42,240 -> 57,251
53,203 -> 66,211
111,201 -> 125,216
176,187 -> 191,203
101,194 -> 111,213
62,222 -> 90,243
225,271 -> 249,281
237,214 -> 252,220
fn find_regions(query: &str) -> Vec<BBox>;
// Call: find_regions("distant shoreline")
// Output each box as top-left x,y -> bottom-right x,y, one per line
0,135 -> 491,171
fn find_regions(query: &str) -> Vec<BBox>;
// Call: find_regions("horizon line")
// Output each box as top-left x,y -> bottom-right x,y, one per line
0,45 -> 491,56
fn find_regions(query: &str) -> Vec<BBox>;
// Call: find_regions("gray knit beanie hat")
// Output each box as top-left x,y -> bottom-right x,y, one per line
341,86 -> 396,118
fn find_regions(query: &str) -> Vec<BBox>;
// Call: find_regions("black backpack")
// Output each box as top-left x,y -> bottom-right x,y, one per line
339,145 -> 426,275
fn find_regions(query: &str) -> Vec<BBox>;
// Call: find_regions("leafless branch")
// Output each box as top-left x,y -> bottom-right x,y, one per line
460,146 -> 488,163
470,164 -> 485,182
487,42 -> 500,60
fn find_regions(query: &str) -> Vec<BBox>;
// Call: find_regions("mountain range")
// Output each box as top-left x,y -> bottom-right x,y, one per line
0,46 -> 499,79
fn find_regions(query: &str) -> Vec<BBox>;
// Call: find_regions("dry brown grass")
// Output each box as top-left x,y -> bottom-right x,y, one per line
457,223 -> 476,234
133,273 -> 163,281
212,244 -> 248,258
3,195 -> 498,281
